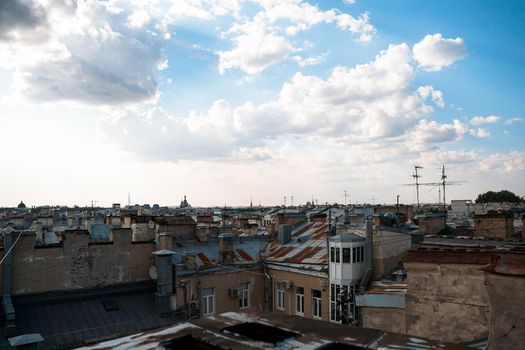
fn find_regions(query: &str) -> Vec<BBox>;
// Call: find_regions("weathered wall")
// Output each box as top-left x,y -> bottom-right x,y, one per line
175,268 -> 266,316
2,229 -> 155,295
267,267 -> 329,322
404,261 -> 489,343
362,307 -> 406,334
131,222 -> 155,242
418,216 -> 445,235
372,229 -> 412,278
474,216 -> 513,239
484,264 -> 525,350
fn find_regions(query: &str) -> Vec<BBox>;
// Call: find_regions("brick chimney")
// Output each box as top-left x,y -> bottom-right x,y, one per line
219,233 -> 234,264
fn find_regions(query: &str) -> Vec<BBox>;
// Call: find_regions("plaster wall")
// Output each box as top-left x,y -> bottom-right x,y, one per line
362,307 -> 406,334
267,267 -> 329,322
484,272 -> 525,350
1,229 -> 155,295
404,261 -> 489,343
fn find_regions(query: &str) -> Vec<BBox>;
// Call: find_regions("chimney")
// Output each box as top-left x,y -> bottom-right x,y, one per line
219,233 -> 234,264
153,250 -> 174,317
278,225 -> 292,245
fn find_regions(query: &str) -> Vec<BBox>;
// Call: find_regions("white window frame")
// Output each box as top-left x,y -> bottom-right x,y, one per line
295,287 -> 304,315
239,286 -> 249,308
276,283 -> 285,310
202,288 -> 215,316
312,290 -> 322,319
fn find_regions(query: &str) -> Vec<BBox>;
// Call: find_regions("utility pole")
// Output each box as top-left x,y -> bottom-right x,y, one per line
396,194 -> 400,213
413,165 -> 423,212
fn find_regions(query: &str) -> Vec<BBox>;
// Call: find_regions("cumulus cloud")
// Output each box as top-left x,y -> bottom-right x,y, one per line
504,117 -> 522,125
217,1 -> 375,74
470,115 -> 500,125
0,1 -> 170,105
218,29 -> 296,75
412,33 -> 467,71
469,128 -> 490,138
417,85 -> 444,108
292,53 -> 328,67
479,151 -> 525,173
104,42 -> 444,162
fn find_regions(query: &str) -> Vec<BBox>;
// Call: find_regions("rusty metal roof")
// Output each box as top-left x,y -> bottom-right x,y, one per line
264,222 -> 328,267
172,237 -> 268,271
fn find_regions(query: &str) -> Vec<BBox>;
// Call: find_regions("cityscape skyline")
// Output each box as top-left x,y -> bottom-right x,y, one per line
1,1 -> 524,207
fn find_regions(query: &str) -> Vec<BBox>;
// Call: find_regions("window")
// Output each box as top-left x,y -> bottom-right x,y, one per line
352,247 -> 356,263
276,283 -> 285,309
295,287 -> 304,315
312,289 -> 322,318
335,247 -> 340,263
361,247 -> 365,262
330,247 -> 335,262
356,246 -> 360,262
239,283 -> 249,308
330,284 -> 340,322
343,248 -> 351,263
202,287 -> 214,316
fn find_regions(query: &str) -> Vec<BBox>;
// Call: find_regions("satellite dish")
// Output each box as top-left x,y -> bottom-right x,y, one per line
149,266 -> 157,280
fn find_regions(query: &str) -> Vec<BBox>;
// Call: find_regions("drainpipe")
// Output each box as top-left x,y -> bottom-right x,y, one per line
359,219 -> 373,293
263,265 -> 272,312
2,231 -> 16,336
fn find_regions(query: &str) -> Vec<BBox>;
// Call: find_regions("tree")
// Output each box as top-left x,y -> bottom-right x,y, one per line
475,190 -> 522,203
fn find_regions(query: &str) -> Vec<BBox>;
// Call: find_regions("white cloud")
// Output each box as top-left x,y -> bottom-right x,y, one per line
417,85 -> 444,108
292,53 -> 327,67
127,10 -> 150,28
217,1 -> 375,74
505,117 -> 522,125
218,28 -> 295,75
412,33 -> 467,71
470,128 -> 490,138
479,151 -> 525,173
470,115 -> 500,125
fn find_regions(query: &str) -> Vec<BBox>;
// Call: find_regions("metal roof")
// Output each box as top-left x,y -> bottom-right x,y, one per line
78,312 -> 481,350
264,222 -> 329,269
11,282 -> 181,350
171,237 -> 268,271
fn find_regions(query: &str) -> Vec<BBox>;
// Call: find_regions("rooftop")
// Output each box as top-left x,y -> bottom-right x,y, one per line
77,312 -> 482,350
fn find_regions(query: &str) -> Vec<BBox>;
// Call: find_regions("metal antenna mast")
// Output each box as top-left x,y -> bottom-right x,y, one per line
413,166 -> 423,211
343,190 -> 349,206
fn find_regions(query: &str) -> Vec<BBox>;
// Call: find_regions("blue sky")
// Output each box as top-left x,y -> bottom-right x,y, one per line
0,0 -> 523,207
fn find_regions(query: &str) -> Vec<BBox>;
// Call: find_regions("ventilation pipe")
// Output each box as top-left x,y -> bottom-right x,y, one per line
359,219 -> 373,292
2,230 -> 16,336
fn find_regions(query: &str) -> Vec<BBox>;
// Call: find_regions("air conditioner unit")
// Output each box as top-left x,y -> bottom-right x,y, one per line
229,288 -> 239,297
283,281 -> 293,290
189,300 -> 199,310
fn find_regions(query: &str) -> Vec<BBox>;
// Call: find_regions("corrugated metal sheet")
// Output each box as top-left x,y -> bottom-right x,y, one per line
12,283 -> 180,350
265,222 -> 328,268
175,237 -> 268,271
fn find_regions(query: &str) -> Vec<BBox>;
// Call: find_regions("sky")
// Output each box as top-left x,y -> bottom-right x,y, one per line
0,0 -> 524,208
